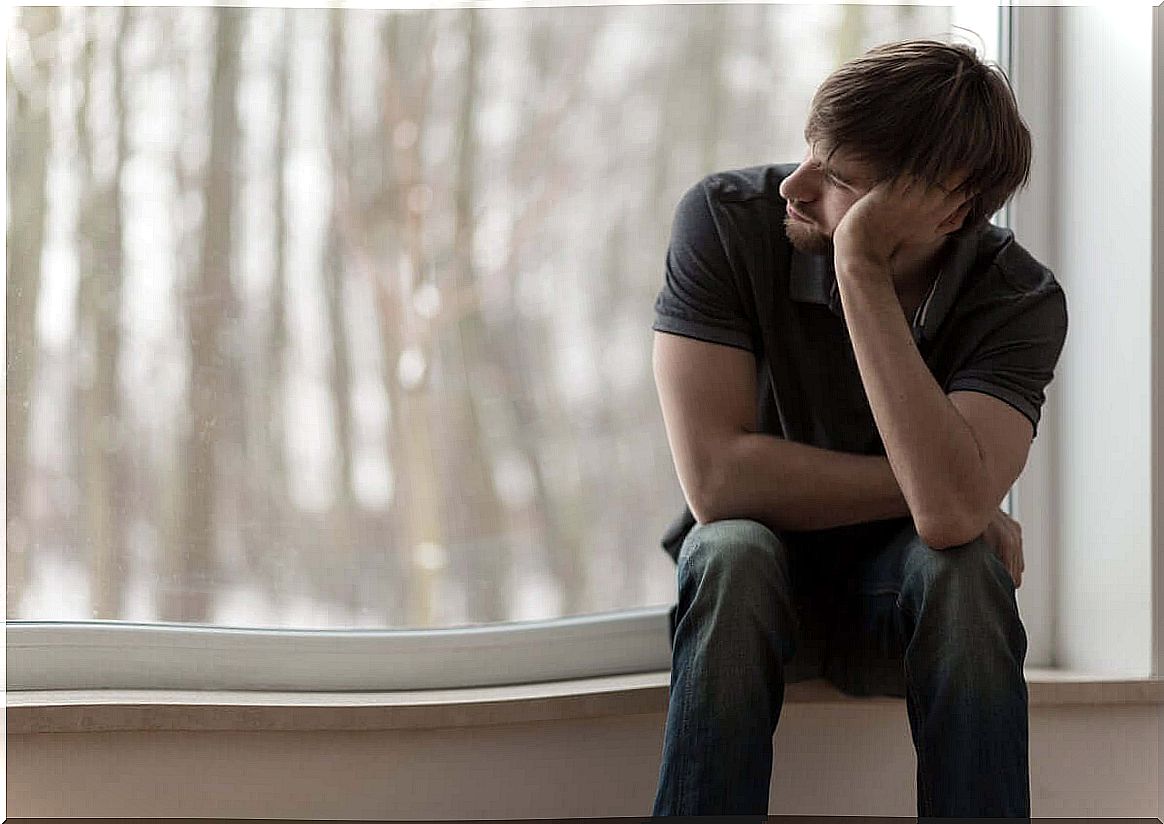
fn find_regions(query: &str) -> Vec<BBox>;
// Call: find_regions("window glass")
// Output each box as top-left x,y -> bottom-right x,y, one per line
8,4 -> 983,629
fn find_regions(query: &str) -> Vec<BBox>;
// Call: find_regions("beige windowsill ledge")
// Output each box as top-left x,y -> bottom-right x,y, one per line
8,668 -> 1163,735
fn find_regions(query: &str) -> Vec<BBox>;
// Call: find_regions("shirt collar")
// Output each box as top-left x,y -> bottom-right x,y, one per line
788,224 -> 987,344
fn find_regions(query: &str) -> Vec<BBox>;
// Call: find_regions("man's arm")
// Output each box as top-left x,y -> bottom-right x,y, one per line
653,330 -> 912,534
831,174 -> 1005,548
702,433 -> 914,532
835,271 -> 991,546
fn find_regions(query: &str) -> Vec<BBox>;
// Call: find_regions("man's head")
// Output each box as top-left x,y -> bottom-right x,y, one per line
779,38 -> 1032,256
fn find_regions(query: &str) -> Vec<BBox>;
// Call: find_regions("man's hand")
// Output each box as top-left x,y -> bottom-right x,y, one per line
833,172 -> 974,273
983,506 -> 1025,588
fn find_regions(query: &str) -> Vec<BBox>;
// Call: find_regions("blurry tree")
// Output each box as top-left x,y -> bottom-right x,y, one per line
164,7 -> 243,622
324,6 -> 360,612
248,8 -> 293,603
836,4 -> 867,65
695,4 -> 727,174
431,7 -> 513,625
482,11 -> 602,617
73,7 -> 130,619
359,10 -> 449,627
6,6 -> 60,614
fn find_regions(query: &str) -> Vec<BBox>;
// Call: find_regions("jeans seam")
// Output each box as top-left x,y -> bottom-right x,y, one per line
670,531 -> 702,812
674,663 -> 690,812
893,609 -> 931,810
895,589 -> 929,814
905,654 -> 932,815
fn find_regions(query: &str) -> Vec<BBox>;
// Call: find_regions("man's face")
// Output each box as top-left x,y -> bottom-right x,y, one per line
778,141 -> 880,255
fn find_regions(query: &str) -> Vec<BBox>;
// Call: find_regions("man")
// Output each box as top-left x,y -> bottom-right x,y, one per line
650,38 -> 1067,817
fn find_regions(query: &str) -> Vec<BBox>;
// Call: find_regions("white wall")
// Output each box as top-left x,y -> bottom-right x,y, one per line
1055,5 -> 1155,674
1008,5 -> 1060,669
1011,6 -> 1156,675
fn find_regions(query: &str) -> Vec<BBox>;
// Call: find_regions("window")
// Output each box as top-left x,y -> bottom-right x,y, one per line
8,4 -> 1021,690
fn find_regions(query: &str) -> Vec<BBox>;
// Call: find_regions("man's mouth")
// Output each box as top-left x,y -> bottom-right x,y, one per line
787,204 -> 811,222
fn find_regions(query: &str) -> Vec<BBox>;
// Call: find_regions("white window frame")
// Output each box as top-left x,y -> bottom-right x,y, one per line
1154,0 -> 1164,684
1007,3 -> 1160,677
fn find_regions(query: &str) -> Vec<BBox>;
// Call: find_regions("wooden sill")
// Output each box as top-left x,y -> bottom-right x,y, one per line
8,668 -> 1163,735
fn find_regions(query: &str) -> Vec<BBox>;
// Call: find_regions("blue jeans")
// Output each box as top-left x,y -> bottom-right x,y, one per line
651,516 -> 1030,817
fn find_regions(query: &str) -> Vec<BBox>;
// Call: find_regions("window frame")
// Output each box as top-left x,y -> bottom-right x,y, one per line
1006,4 -> 1161,677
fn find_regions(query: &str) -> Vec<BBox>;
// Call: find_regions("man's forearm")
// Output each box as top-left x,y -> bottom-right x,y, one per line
834,250 -> 990,545
701,431 -> 913,532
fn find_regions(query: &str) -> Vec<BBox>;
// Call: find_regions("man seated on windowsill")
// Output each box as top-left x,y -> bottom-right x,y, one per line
650,37 -> 1067,819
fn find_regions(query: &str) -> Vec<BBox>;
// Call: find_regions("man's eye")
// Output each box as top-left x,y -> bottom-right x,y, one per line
827,173 -> 847,187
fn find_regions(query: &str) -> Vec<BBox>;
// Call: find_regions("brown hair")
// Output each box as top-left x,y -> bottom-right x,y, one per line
805,38 -> 1032,231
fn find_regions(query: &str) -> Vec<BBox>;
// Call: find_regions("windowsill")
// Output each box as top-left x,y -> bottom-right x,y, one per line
8,668 -> 1163,735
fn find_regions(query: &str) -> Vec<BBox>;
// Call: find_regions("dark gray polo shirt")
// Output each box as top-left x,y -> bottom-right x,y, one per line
652,163 -> 1068,564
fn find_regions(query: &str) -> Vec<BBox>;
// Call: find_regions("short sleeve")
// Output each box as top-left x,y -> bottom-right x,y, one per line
945,285 -> 1068,440
652,177 -> 757,353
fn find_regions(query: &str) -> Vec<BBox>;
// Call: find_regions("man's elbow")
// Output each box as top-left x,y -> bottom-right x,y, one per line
686,450 -> 737,525
689,477 -> 722,525
917,507 -> 988,550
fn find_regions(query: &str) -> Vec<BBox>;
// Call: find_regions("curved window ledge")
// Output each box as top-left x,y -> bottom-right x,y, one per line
8,669 -> 1163,735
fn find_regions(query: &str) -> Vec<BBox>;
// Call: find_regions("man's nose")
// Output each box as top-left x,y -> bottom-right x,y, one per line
778,163 -> 817,204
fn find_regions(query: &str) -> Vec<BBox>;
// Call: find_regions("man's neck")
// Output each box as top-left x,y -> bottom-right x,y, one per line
892,235 -> 952,317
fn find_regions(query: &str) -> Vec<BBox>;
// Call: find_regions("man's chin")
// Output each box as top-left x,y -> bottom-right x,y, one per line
784,217 -> 832,256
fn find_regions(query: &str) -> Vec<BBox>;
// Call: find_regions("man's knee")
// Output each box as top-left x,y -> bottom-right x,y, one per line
908,531 -> 1007,584
900,531 -> 1028,677
677,518 -> 788,583
902,531 -> 1019,626
671,518 -> 798,655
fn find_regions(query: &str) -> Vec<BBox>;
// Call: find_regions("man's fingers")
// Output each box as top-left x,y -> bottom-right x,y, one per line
989,507 -> 1025,588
